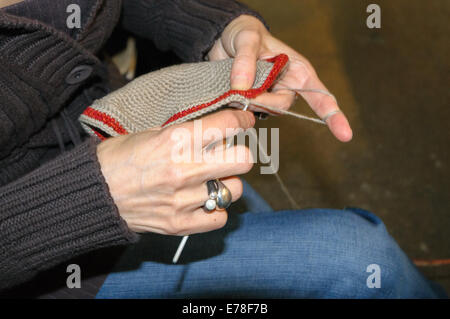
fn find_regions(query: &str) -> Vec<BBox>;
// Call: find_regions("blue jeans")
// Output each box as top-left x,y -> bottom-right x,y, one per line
97,181 -> 446,298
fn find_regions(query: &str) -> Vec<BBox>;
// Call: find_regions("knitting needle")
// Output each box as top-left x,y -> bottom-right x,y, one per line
172,92 -> 330,263
172,134 -> 240,264
173,235 -> 189,263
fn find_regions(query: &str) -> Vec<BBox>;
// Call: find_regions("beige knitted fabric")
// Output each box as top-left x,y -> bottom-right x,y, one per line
79,54 -> 288,138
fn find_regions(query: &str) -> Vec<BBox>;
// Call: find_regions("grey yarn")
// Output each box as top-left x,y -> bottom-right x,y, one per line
79,58 -> 274,136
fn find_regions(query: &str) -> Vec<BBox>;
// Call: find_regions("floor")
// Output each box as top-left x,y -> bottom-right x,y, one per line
241,0 -> 450,293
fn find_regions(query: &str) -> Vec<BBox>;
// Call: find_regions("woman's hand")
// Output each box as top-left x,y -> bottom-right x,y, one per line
97,110 -> 254,235
207,15 -> 353,142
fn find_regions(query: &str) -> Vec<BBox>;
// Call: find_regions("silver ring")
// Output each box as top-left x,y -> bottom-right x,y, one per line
204,179 -> 232,211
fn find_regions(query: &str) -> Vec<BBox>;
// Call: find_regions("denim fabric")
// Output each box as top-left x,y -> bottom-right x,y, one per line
97,181 -> 446,299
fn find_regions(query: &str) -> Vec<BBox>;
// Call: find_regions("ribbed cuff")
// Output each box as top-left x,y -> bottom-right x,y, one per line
0,138 -> 138,290
166,0 -> 269,61
122,0 -> 268,62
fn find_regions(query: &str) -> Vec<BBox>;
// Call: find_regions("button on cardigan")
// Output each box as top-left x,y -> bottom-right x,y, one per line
0,0 -> 265,292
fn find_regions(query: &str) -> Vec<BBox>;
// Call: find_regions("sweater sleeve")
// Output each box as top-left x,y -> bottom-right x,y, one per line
0,137 -> 138,291
121,0 -> 268,62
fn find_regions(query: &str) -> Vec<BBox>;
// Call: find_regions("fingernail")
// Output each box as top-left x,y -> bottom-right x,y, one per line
231,75 -> 250,90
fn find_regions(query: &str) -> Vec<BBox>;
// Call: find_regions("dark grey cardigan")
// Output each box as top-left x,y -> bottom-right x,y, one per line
0,0 -> 264,294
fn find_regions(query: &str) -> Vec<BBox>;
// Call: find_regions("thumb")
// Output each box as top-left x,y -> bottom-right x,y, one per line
230,32 -> 260,90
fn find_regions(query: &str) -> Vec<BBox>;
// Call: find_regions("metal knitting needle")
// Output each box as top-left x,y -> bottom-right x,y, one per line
173,235 -> 189,263
172,92 -> 330,263
173,103 -> 251,263
172,142 -> 234,264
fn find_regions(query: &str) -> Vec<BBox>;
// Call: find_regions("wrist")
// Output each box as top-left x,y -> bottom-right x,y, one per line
96,137 -> 126,206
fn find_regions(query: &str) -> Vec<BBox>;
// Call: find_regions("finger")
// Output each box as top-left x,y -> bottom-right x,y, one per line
250,91 -> 296,112
302,77 -> 352,142
177,207 -> 229,235
230,30 -> 260,90
173,109 -> 256,148
177,176 -> 243,210
287,58 -> 353,142
126,208 -> 228,235
200,144 -> 254,181
177,143 -> 254,186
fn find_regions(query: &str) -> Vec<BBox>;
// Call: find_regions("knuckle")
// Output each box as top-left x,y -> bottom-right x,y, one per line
220,110 -> 254,130
170,195 -> 184,212
164,216 -> 179,235
166,166 -> 187,189
165,214 -> 186,236
222,110 -> 241,129
280,96 -> 295,110
238,146 -> 254,173
237,29 -> 261,47
246,112 -> 256,127
160,126 -> 174,140
164,125 -> 188,147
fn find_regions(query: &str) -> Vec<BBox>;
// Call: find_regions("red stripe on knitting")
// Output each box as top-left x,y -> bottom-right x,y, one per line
162,54 -> 289,127
93,130 -> 106,141
82,107 -> 129,136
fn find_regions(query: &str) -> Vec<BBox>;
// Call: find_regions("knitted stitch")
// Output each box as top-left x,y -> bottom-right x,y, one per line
79,54 -> 288,138
0,0 -> 268,295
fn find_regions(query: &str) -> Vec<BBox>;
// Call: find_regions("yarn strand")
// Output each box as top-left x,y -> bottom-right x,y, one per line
172,87 -> 332,263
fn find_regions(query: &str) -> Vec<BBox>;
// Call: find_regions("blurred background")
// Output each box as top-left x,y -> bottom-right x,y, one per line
240,0 -> 449,292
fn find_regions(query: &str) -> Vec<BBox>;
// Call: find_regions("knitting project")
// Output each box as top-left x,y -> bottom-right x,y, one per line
79,54 -> 288,139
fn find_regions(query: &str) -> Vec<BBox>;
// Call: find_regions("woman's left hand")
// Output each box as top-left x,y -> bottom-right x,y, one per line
207,15 -> 353,142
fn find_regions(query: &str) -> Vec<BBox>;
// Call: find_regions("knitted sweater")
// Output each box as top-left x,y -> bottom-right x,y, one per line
0,0 -> 264,294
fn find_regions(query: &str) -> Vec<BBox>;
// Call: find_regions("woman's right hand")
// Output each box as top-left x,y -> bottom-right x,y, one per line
96,109 -> 255,236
